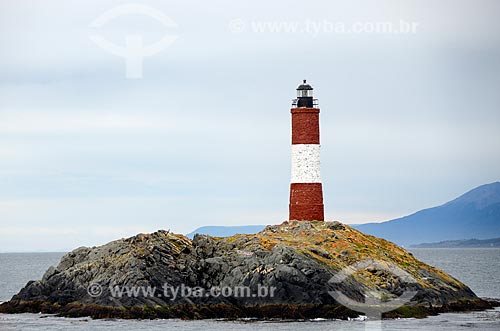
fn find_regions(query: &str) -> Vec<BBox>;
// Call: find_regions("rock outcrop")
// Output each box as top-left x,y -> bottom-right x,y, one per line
0,221 -> 495,319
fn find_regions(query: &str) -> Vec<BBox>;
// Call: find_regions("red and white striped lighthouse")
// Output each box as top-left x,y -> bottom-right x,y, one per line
289,80 -> 325,221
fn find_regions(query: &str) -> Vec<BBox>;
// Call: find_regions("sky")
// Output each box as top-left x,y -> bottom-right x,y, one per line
1,0 -> 499,251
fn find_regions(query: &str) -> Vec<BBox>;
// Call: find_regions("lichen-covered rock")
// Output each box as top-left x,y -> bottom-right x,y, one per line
0,221 -> 485,319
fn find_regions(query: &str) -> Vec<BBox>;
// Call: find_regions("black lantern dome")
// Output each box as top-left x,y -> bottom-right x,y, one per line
293,80 -> 318,108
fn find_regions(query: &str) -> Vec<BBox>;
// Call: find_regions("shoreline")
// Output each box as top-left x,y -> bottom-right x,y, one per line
1,298 -> 498,320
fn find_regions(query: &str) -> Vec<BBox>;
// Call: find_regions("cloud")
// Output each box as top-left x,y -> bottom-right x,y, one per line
0,110 -> 170,134
0,0 -> 499,251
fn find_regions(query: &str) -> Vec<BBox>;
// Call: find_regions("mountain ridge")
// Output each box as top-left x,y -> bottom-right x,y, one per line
186,182 -> 500,246
356,182 -> 500,246
410,237 -> 500,248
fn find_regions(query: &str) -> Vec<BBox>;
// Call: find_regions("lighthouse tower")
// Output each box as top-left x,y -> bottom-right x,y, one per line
289,80 -> 325,221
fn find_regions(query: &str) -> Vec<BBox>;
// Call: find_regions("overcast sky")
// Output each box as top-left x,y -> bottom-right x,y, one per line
1,0 -> 499,251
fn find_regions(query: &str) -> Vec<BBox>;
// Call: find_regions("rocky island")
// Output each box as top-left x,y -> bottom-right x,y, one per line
0,221 -> 496,319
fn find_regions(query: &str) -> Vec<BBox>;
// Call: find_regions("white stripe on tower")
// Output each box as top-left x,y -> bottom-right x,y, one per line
291,144 -> 321,183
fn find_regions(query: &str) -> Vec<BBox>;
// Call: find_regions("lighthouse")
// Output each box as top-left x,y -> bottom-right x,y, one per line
289,80 -> 325,221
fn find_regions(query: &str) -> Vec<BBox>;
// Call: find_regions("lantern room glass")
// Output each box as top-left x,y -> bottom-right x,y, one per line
297,89 -> 313,98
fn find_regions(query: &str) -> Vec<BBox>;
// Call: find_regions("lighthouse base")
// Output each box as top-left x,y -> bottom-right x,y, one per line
289,183 -> 325,221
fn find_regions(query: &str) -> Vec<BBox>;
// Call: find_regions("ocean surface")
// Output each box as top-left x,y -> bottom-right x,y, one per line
0,248 -> 499,330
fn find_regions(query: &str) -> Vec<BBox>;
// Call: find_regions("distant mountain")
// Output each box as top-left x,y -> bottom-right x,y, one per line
411,237 -> 500,248
356,182 -> 500,247
186,182 -> 500,246
186,225 -> 266,239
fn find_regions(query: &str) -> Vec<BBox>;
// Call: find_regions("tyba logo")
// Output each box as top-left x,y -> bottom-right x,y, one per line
89,3 -> 178,79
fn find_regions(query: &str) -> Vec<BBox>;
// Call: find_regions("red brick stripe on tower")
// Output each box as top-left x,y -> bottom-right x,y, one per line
289,183 -> 324,221
291,108 -> 320,145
